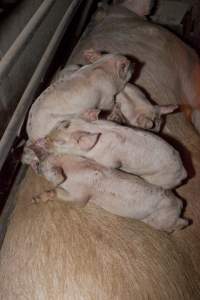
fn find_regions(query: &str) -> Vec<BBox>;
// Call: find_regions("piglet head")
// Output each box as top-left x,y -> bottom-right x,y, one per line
133,104 -> 177,131
83,48 -> 134,91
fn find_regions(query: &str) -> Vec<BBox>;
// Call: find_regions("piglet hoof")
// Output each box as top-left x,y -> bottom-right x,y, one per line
81,109 -> 101,122
173,218 -> 189,232
32,190 -> 56,204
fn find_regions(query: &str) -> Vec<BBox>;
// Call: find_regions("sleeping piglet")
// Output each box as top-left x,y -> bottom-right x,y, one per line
37,117 -> 187,189
57,65 -> 178,132
26,49 -> 133,141
58,64 -> 177,131
83,52 -> 177,131
34,154 -> 188,233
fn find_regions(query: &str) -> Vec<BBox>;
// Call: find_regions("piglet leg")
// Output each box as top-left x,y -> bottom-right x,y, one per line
33,189 -> 56,203
141,193 -> 188,233
33,187 -> 90,207
32,187 -> 70,204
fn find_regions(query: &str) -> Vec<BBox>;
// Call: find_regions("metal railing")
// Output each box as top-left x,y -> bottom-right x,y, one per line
0,0 -> 93,171
0,0 -> 56,83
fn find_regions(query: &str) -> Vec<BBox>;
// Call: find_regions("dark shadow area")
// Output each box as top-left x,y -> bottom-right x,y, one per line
0,139 -> 23,214
0,0 -> 20,18
146,0 -> 158,19
173,189 -> 193,226
124,54 -> 145,83
134,82 -> 158,106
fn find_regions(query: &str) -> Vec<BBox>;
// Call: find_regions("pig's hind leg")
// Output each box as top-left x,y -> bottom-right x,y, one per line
33,189 -> 57,203
142,211 -> 188,233
141,193 -> 188,233
33,187 -> 71,204
33,187 -> 90,207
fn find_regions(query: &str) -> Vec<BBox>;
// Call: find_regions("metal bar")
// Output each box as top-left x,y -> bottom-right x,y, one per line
0,0 -> 84,171
0,165 -> 27,249
75,0 -> 94,37
0,0 -> 56,83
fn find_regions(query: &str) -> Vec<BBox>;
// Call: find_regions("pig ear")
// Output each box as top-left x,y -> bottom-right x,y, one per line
156,105 -> 178,116
81,109 -> 101,121
83,49 -> 102,63
137,114 -> 153,129
72,131 -> 101,150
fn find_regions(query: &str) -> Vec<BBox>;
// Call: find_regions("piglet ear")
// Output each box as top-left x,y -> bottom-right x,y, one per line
72,131 -> 101,151
81,109 -> 101,121
156,104 -> 178,116
83,49 -> 102,63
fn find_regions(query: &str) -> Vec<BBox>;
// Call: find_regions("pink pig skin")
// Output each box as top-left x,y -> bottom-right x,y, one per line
36,154 -> 187,233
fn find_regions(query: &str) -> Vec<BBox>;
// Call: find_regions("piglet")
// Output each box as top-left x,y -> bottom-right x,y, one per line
34,154 -> 188,233
83,53 -> 178,131
26,49 -> 133,141
35,118 -> 187,189
55,64 -> 178,131
113,83 -> 177,131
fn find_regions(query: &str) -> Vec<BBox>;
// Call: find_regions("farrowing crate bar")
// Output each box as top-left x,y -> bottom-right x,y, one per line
0,0 -> 96,247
